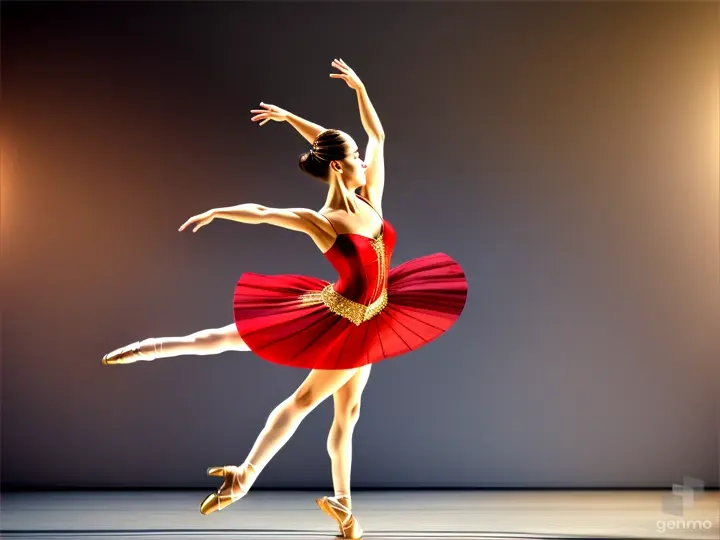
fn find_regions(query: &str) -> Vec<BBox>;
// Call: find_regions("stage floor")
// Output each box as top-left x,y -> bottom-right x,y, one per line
1,490 -> 718,539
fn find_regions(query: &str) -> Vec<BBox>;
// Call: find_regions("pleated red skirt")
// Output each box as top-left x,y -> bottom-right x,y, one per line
233,253 -> 468,370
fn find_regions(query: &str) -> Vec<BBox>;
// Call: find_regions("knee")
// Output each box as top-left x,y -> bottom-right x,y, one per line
194,329 -> 224,349
292,388 -> 320,412
225,331 -> 249,351
337,402 -> 361,427
195,326 -> 248,352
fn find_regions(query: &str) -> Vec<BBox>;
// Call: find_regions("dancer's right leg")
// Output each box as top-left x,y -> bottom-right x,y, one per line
327,364 -> 372,502
315,365 -> 372,538
102,323 -> 248,364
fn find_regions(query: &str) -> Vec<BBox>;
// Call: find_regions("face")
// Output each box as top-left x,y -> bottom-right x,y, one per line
331,134 -> 367,189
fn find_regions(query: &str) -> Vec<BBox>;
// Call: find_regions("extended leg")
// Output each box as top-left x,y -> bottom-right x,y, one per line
102,323 -> 248,364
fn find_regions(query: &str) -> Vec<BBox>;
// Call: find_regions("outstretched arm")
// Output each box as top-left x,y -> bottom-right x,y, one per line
330,59 -> 386,202
178,203 -> 327,237
250,103 -> 325,145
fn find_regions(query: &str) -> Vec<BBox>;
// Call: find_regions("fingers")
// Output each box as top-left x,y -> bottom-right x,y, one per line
179,215 -> 202,232
251,102 -> 279,125
249,104 -> 272,115
331,60 -> 347,73
250,112 -> 273,125
332,59 -> 354,74
330,59 -> 358,87
178,218 -> 192,231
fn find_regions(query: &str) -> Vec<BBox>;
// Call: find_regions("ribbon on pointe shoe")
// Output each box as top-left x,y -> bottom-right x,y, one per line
200,462 -> 256,515
102,341 -> 151,365
315,495 -> 363,539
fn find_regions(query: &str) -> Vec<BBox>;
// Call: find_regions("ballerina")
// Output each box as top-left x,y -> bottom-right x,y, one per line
102,58 -> 468,539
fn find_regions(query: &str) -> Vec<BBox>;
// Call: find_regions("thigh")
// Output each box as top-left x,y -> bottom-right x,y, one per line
293,367 -> 361,409
333,364 -> 372,413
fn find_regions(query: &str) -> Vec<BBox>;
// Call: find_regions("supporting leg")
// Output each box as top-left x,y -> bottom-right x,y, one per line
327,365 -> 372,501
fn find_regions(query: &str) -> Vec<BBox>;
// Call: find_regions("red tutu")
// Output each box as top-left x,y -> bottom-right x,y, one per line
233,253 -> 467,370
233,194 -> 468,370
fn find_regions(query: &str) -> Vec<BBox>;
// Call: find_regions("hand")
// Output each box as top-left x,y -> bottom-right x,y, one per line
178,210 -> 215,233
329,58 -> 364,91
250,102 -> 290,126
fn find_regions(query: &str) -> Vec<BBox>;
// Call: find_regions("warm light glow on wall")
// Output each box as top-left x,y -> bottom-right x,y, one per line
0,134 -> 19,245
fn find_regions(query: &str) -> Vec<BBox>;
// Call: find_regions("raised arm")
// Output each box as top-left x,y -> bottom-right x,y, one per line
330,59 -> 386,203
287,113 -> 326,145
250,103 -> 326,145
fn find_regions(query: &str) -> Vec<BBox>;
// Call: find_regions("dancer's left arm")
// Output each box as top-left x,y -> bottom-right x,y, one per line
330,59 -> 386,203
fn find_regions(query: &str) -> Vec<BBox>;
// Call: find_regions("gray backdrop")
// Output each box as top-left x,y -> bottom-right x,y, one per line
2,1 -> 718,489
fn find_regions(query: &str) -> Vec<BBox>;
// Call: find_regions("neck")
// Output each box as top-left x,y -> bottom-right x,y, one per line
325,177 -> 360,213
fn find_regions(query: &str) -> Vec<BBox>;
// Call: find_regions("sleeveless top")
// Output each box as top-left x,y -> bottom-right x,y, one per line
232,192 -> 468,369
298,194 -> 397,326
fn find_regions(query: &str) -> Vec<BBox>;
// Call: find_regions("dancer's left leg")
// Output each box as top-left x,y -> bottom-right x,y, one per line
200,366 -> 360,515
102,323 -> 249,365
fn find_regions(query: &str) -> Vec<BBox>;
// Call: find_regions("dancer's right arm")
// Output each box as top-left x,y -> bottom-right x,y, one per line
212,204 -> 329,236
250,103 -> 325,144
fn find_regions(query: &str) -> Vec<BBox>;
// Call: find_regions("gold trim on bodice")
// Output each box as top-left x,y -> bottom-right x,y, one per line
299,233 -> 388,326
299,284 -> 388,326
370,234 -> 386,299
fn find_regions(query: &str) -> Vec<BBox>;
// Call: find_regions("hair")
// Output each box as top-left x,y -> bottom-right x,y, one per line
298,129 -> 350,182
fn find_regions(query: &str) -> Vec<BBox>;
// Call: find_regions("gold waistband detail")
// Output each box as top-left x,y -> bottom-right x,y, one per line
299,284 -> 388,326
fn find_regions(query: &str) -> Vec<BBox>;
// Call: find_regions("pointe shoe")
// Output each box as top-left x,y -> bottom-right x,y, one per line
315,495 -> 363,539
102,341 -> 150,365
200,462 -> 256,515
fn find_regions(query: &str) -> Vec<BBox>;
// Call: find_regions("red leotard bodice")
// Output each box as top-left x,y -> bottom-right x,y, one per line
320,195 -> 397,306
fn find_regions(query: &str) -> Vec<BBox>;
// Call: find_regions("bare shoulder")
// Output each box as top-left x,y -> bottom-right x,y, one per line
248,206 -> 333,253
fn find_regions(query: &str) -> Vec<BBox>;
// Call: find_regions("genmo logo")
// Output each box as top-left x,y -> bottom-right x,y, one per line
656,518 -> 714,534
657,475 -> 717,534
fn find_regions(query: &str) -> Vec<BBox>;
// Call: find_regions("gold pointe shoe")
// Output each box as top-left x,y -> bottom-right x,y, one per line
200,462 -> 256,515
101,341 -> 150,365
315,495 -> 363,539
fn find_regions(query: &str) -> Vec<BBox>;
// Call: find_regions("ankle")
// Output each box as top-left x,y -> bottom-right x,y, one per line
335,494 -> 352,510
138,338 -> 160,360
241,461 -> 259,485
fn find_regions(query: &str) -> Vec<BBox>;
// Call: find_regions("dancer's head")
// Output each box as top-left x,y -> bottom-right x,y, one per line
298,129 -> 367,188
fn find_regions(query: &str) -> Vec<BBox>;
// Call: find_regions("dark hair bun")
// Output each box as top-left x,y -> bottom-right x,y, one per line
297,129 -> 349,182
298,151 -> 327,179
